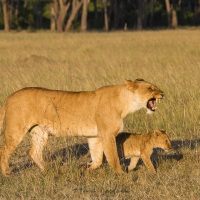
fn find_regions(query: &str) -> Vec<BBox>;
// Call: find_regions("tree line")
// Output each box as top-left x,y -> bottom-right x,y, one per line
1,0 -> 200,32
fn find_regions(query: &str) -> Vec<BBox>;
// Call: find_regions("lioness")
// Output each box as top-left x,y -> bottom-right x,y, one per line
116,130 -> 171,173
0,79 -> 164,175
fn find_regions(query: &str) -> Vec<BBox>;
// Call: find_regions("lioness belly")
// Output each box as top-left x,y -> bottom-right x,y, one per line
39,122 -> 98,137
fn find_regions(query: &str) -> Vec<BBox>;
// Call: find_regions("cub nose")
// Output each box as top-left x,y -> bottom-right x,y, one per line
168,144 -> 172,150
160,92 -> 165,98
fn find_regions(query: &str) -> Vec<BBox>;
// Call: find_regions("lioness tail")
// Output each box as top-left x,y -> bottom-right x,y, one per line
0,102 -> 6,134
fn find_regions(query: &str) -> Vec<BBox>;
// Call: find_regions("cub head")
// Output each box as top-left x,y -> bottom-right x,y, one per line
152,130 -> 172,151
125,79 -> 164,114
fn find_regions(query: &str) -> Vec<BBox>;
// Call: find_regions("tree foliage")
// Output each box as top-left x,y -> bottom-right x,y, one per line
0,0 -> 199,31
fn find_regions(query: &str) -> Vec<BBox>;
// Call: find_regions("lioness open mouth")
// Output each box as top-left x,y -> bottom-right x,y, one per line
147,98 -> 162,112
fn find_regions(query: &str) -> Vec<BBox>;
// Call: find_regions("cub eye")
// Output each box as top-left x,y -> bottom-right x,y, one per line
165,140 -> 168,144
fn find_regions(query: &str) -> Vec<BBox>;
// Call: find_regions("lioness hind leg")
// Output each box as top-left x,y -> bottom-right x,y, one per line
1,146 -> 13,175
30,126 -> 48,171
1,127 -> 27,176
87,137 -> 103,171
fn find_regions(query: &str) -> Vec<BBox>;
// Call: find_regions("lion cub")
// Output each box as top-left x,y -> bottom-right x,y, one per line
116,130 -> 171,174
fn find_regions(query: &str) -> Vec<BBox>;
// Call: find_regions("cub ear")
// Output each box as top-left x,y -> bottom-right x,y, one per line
153,130 -> 161,137
160,129 -> 166,134
124,79 -> 138,91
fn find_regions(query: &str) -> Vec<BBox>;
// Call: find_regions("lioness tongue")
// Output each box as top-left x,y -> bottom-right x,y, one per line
150,100 -> 154,108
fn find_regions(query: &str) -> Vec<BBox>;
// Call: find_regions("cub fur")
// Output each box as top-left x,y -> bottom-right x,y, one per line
116,130 -> 171,173
0,79 -> 164,175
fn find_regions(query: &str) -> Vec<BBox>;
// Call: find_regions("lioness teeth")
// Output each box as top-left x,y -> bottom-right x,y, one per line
156,98 -> 162,103
152,106 -> 157,110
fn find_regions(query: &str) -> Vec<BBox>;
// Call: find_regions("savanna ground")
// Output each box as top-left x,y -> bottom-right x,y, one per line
0,29 -> 199,199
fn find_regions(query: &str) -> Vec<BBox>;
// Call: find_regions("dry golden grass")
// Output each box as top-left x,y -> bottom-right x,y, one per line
0,30 -> 199,199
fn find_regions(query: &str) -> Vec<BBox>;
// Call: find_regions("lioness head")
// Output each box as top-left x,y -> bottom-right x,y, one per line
152,130 -> 172,151
125,79 -> 164,114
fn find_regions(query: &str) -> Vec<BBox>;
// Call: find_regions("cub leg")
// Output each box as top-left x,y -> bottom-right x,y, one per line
128,156 -> 140,171
141,153 -> 156,174
87,137 -> 103,170
30,126 -> 48,171
1,126 -> 27,176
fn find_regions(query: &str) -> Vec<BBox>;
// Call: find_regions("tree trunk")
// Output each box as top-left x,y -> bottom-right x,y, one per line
50,3 -> 56,31
65,0 -> 83,32
165,0 -> 171,27
14,1 -> 19,29
195,0 -> 200,25
171,0 -> 178,28
2,0 -> 10,31
113,0 -> 119,29
102,0 -> 109,32
150,0 -> 154,27
94,0 -> 98,28
58,0 -> 70,32
143,0 -> 147,28
81,0 -> 89,32
35,2 -> 43,29
137,0 -> 143,30
51,0 -> 70,32
165,0 -> 178,28
171,8 -> 178,28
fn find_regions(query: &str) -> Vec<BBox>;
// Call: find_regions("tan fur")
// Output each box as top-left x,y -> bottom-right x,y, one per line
116,130 -> 172,173
0,79 -> 164,175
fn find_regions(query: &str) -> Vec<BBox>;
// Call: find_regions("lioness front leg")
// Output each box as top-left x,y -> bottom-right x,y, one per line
96,114 -> 123,174
102,134 -> 124,174
87,137 -> 103,171
141,153 -> 156,174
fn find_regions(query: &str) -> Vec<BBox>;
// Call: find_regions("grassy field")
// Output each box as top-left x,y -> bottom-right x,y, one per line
0,30 -> 199,199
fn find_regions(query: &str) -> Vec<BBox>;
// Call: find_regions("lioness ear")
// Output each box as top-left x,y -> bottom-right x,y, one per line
124,79 -> 138,91
135,78 -> 144,82
124,79 -> 132,84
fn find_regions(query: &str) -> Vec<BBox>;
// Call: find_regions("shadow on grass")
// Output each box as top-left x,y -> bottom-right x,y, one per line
171,139 -> 200,151
137,138 -> 200,171
10,138 -> 200,174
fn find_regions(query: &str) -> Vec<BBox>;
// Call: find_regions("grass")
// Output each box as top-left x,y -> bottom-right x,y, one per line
0,29 -> 200,199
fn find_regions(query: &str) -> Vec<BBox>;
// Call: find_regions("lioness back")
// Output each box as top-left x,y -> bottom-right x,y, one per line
6,87 -> 99,137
